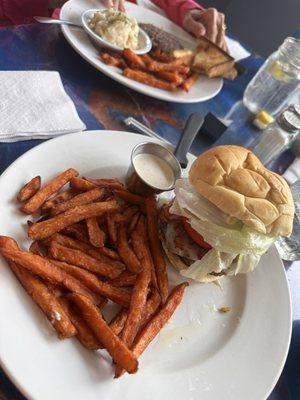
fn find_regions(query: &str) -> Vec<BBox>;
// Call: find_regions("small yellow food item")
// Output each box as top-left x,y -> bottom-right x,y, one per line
267,60 -> 290,82
89,9 -> 139,50
253,111 -> 274,130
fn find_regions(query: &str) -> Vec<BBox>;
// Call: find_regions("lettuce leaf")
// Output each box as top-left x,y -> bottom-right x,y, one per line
170,179 -> 276,280
180,249 -> 237,282
234,253 -> 261,274
171,179 -> 275,255
174,178 -> 239,227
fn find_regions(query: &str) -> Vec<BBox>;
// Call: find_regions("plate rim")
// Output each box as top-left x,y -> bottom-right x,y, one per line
264,253 -> 292,399
60,0 -> 223,104
0,130 -> 292,400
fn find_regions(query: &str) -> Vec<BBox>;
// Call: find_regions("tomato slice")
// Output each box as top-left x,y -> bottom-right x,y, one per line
183,219 -> 212,250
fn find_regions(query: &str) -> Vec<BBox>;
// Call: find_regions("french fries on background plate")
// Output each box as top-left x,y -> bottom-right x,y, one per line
100,48 -> 195,92
99,36 -> 237,93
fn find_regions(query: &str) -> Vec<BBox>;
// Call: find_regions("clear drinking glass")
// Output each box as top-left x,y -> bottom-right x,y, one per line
243,37 -> 300,116
275,179 -> 300,261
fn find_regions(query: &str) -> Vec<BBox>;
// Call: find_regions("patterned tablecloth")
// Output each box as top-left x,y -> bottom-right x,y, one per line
0,23 -> 299,400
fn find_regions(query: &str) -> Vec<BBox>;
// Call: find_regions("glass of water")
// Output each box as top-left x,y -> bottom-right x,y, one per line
243,37 -> 300,116
275,178 -> 300,261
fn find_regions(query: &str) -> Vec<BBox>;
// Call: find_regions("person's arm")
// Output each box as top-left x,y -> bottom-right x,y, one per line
101,0 -> 228,51
151,1 -> 227,50
183,8 -> 227,50
151,0 -> 203,27
2,0 -> 49,25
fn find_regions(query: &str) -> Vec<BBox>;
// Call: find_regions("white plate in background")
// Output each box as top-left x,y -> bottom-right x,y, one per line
60,0 -> 223,103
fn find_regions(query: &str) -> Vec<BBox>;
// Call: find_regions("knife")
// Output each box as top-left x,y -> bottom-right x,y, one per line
174,113 -> 205,168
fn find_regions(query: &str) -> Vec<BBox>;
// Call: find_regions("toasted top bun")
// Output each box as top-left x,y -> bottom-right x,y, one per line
189,145 -> 294,236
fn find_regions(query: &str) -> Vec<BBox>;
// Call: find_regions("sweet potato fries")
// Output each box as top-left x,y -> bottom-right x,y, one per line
100,48 -> 198,92
0,169 -> 188,378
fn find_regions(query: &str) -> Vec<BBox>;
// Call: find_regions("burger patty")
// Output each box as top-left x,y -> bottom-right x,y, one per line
139,23 -> 183,54
159,203 -> 227,278
159,203 -> 208,265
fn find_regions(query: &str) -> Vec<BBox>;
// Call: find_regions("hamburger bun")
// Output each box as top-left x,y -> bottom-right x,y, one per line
189,145 -> 294,237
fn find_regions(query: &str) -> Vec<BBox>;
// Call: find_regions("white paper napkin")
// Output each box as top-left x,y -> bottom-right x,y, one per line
0,71 -> 86,142
225,37 -> 251,61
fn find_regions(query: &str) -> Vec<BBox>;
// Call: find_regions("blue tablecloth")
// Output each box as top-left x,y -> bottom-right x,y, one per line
0,23 -> 299,400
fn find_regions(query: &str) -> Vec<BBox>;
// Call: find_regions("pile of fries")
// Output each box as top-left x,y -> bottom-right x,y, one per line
100,48 -> 199,92
0,168 -> 188,377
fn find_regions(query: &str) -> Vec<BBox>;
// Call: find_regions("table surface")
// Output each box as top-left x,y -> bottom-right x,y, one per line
0,23 -> 299,400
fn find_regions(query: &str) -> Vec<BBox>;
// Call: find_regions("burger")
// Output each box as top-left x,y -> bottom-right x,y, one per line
159,145 -> 294,283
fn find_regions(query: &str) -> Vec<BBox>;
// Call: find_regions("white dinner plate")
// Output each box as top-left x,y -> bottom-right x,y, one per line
0,131 -> 291,400
60,0 -> 223,103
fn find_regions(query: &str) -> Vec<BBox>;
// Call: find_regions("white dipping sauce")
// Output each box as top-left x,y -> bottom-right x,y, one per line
133,153 -> 175,189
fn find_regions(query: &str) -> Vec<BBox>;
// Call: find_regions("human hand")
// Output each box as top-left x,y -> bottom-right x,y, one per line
101,0 -> 125,12
183,8 -> 228,52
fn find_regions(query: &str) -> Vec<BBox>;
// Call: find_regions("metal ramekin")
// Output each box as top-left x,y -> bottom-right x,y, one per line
126,142 -> 182,196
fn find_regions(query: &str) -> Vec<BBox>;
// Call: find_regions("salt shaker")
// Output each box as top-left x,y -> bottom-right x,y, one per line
250,105 -> 300,165
291,105 -> 300,156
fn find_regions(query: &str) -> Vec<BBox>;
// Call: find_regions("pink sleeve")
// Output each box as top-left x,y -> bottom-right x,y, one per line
1,0 -> 49,25
151,0 -> 203,26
